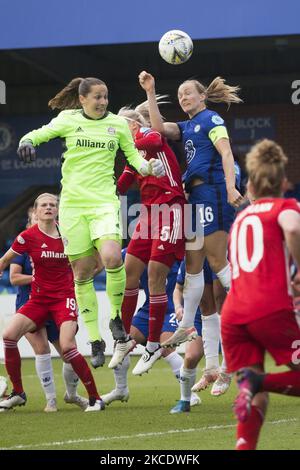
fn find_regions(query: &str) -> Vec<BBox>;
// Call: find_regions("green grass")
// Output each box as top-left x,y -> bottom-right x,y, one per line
0,356 -> 299,450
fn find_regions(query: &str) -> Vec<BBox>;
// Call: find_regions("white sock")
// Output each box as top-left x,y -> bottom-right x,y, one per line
180,366 -> 197,402
63,362 -> 79,398
202,313 -> 220,370
216,264 -> 231,292
181,270 -> 204,328
220,340 -> 229,374
146,341 -> 160,353
35,353 -> 56,400
114,354 -> 130,391
163,351 -> 184,381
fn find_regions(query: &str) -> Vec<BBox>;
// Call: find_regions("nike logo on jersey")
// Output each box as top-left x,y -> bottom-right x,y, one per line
157,244 -> 165,250
41,243 -> 48,248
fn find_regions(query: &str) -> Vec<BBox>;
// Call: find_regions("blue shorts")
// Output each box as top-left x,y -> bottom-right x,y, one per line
189,183 -> 235,236
131,307 -> 179,339
45,319 -> 60,344
132,307 -> 202,338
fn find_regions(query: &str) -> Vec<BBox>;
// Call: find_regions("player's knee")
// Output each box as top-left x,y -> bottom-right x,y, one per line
184,355 -> 198,369
104,252 -> 122,269
61,343 -> 75,357
2,327 -> 18,342
33,344 -> 51,355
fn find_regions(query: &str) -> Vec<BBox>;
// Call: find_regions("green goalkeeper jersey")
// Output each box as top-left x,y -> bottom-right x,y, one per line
20,109 -> 145,208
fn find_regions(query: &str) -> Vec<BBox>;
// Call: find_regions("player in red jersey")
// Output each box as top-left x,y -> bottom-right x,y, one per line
111,101 -> 186,374
0,193 -> 104,412
221,140 -> 300,450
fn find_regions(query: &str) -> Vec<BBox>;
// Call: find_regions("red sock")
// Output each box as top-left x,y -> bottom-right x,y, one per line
148,294 -> 168,342
122,287 -> 139,334
236,405 -> 264,450
4,339 -> 23,394
64,348 -> 100,400
262,370 -> 300,396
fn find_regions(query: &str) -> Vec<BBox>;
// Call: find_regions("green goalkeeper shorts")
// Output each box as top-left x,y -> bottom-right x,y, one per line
59,202 -> 123,255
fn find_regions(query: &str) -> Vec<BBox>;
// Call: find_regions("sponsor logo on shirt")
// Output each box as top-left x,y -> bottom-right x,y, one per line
41,243 -> 48,248
194,124 -> 201,133
107,127 -> 116,135
75,126 -> 84,133
41,251 -> 68,259
157,244 -> 165,250
75,139 -> 116,152
17,235 -> 25,244
211,115 -> 224,125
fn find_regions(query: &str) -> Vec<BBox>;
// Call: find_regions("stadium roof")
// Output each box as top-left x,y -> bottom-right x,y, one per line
0,0 -> 299,50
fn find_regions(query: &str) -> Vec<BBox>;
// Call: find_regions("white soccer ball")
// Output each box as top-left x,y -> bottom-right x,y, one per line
159,30 -> 193,65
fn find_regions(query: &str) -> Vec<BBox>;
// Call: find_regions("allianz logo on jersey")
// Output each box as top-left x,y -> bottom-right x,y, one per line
41,251 -> 67,259
76,138 -> 116,151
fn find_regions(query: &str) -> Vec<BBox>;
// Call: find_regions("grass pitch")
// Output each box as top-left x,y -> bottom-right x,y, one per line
0,356 -> 299,450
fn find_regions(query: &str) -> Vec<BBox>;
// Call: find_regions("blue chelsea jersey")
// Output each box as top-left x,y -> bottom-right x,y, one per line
177,109 -> 227,189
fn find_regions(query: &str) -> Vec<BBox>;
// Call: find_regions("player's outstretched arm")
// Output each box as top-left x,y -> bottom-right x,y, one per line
138,71 -> 180,141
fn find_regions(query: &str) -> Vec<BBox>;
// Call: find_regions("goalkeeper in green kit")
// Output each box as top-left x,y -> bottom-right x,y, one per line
17,77 -> 165,369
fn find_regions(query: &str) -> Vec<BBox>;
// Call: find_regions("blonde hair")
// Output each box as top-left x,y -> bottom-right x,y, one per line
48,77 -> 106,110
246,139 -> 288,198
34,193 -> 59,209
181,77 -> 242,108
118,95 -> 169,126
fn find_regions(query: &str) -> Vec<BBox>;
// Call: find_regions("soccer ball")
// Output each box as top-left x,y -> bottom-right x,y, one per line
158,30 -> 193,65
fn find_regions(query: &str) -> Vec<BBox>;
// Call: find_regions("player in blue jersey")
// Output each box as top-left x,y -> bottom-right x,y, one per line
101,248 -> 201,407
139,71 -> 244,347
8,212 -> 89,412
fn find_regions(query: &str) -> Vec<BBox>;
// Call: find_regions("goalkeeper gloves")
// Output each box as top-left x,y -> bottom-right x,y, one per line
17,140 -> 36,163
139,158 -> 165,177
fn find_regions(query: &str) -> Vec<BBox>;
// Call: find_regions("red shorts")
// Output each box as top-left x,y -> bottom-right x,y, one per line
221,309 -> 300,373
17,295 -> 78,330
127,199 -> 185,268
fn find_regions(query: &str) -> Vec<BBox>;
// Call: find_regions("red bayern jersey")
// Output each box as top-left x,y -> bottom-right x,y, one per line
117,127 -> 185,205
222,198 -> 300,324
11,224 -> 74,299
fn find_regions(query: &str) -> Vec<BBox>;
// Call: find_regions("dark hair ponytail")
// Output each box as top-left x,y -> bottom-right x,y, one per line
48,77 -> 106,110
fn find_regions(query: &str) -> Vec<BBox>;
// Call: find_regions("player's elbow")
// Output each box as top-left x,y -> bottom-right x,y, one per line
9,274 -> 19,286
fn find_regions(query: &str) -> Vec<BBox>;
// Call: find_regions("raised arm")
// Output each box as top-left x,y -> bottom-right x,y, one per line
138,71 -> 181,141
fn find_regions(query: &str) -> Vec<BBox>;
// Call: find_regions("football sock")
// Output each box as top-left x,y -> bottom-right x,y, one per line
216,264 -> 231,292
75,278 -> 100,342
262,370 -> 300,396
63,348 -> 100,400
35,353 -> 56,400
62,362 -> 79,398
163,351 -> 184,381
201,312 -> 220,370
148,293 -> 168,343
121,287 -> 139,334
4,339 -> 23,394
236,405 -> 264,450
113,354 -> 130,392
106,265 -> 126,320
180,366 -> 197,402
181,271 -> 204,328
